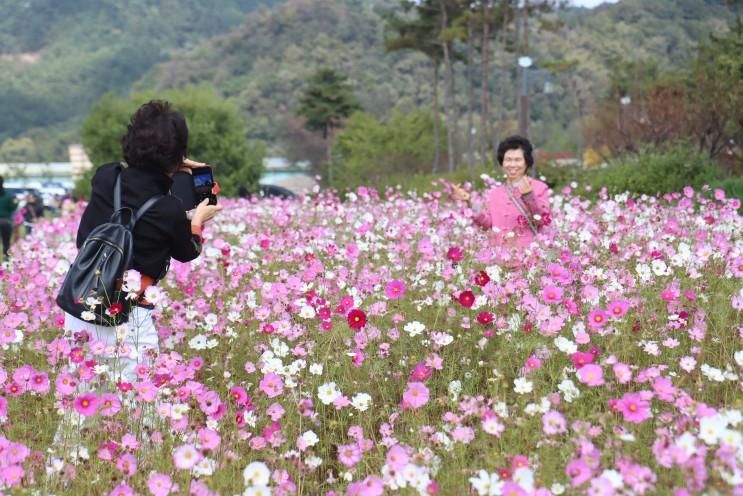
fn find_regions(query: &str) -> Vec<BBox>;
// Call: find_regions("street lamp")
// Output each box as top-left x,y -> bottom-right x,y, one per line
517,56 -> 533,141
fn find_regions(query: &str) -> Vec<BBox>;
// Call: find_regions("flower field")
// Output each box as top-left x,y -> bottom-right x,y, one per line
0,182 -> 742,495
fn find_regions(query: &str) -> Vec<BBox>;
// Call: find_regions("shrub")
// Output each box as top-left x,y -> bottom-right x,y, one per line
586,142 -> 723,196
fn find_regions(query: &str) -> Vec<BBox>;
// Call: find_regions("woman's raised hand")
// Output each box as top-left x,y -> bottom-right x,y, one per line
451,183 -> 471,202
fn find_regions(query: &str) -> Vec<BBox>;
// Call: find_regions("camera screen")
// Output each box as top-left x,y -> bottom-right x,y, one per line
193,172 -> 213,189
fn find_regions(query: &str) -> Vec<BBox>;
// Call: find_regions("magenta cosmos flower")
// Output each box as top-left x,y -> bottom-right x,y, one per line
347,309 -> 367,330
73,392 -> 98,417
587,309 -> 609,330
385,280 -> 406,299
541,285 -> 563,305
617,392 -> 651,424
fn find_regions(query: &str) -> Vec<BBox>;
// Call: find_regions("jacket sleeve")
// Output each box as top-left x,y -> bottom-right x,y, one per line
169,210 -> 203,263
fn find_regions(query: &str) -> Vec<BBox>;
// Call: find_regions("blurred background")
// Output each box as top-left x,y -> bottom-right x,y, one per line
0,0 -> 741,205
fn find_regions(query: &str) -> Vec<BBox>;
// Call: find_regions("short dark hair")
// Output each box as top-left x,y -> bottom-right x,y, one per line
496,135 -> 534,169
120,100 -> 188,175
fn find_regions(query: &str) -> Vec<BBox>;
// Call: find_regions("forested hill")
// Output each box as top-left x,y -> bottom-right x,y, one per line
0,0 -> 282,159
0,0 -> 740,161
143,0 -> 741,151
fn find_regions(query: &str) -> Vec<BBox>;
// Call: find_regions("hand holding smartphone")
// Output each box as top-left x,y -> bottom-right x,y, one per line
172,162 -> 218,210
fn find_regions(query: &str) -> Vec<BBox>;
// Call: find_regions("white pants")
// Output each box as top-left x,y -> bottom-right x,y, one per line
64,306 -> 159,383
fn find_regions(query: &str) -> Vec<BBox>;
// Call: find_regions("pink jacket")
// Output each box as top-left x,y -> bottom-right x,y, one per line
472,179 -> 551,249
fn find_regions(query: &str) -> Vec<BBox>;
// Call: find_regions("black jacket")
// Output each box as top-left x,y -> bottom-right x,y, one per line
77,163 -> 201,280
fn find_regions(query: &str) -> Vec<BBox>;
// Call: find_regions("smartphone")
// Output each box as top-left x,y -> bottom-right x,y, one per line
171,165 -> 217,210
191,166 -> 218,206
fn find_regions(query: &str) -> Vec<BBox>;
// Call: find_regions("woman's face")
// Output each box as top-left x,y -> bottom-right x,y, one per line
502,148 -> 528,182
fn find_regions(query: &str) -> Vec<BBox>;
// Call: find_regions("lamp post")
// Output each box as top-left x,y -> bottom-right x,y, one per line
517,56 -> 533,139
619,95 -> 631,147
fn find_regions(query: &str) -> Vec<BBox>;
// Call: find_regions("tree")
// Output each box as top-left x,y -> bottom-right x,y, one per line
296,68 -> 361,183
334,110 -> 442,190
77,86 -> 265,198
687,17 -> 743,169
385,3 -> 444,173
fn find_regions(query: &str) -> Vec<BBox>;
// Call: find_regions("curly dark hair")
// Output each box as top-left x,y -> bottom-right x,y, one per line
120,100 -> 188,175
496,135 -> 534,169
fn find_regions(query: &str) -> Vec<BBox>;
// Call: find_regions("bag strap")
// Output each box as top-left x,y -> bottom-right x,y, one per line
134,194 -> 164,224
113,167 -> 164,226
505,184 -> 539,236
113,173 -> 122,212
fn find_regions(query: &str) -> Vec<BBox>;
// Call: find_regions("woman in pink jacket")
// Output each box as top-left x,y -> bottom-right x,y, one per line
452,135 -> 551,250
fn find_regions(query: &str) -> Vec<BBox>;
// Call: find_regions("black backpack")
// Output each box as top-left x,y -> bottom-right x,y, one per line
56,169 -> 163,326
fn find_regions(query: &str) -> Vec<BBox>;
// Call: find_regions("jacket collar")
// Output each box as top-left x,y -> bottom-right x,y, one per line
123,164 -> 173,194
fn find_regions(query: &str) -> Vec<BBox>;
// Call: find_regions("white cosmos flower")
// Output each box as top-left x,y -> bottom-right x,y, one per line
301,430 -> 319,447
699,415 -> 728,445
243,486 -> 272,496
351,393 -> 372,411
403,321 -> 426,337
513,377 -> 533,394
309,363 -> 323,375
317,382 -> 340,405
469,469 -> 503,496
188,335 -> 208,350
243,461 -> 271,486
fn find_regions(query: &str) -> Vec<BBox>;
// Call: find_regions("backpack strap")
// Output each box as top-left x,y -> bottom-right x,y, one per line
134,194 -> 164,224
113,172 -> 122,211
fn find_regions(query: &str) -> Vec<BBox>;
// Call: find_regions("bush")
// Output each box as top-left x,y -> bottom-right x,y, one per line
331,111 -> 444,191
586,142 -> 723,196
76,86 -> 265,198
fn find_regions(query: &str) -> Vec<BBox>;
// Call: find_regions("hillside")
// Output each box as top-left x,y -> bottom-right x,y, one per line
1,0 -> 740,161
0,0 -> 282,161
143,0 -> 742,154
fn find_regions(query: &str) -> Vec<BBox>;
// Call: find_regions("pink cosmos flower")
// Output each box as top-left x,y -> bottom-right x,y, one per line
566,458 -> 592,486
570,352 -> 594,369
259,372 -> 284,398
172,444 -> 202,470
501,482 -> 528,496
148,472 -> 177,496
409,363 -> 432,381
587,309 -> 609,330
607,300 -> 629,318
198,428 -> 221,451
577,364 -> 605,387
385,280 -> 406,299
386,444 -> 409,471
542,410 -> 567,435
451,426 -> 475,443
347,475 -> 384,496
652,376 -> 677,402
401,382 -> 429,410
541,285 -> 563,304
338,443 -> 362,468
229,386 -> 248,406
617,392 -> 651,424
612,362 -> 633,384
0,465 -> 24,487
29,372 -> 49,394
116,453 -> 137,477
525,356 -> 542,372
99,393 -> 122,417
74,392 -> 98,417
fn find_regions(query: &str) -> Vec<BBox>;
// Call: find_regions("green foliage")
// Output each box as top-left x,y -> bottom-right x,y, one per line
712,176 -> 743,202
297,69 -> 361,139
77,87 -> 265,198
0,0 -> 281,160
587,142 -> 724,196
333,110 -> 443,190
